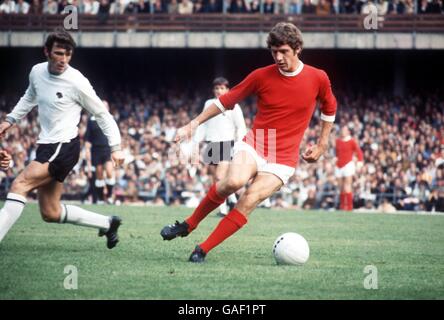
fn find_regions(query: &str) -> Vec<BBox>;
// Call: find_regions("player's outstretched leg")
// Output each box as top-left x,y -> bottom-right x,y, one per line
0,161 -> 50,244
188,173 -> 283,263
98,215 -> 122,249
59,205 -> 122,249
189,208 -> 247,263
160,220 -> 191,241
0,193 -> 27,243
189,245 -> 207,263
163,150 -> 257,248
160,183 -> 226,240
38,179 -> 123,249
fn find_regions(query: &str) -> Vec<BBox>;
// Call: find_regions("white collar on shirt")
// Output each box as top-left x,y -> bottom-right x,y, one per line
278,61 -> 304,77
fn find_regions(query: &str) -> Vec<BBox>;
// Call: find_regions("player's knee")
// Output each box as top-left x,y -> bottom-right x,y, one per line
214,174 -> 224,184
223,176 -> 245,193
343,183 -> 352,193
40,208 -> 60,223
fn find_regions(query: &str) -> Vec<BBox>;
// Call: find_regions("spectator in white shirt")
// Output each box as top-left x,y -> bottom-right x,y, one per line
15,0 -> 29,13
0,0 -> 16,14
178,0 -> 193,14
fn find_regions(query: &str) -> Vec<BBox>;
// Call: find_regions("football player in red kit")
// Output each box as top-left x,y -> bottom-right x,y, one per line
161,22 -> 337,263
335,126 -> 364,211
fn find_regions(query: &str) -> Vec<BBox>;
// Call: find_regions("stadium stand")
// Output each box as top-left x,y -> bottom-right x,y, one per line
1,11 -> 444,33
1,86 -> 443,212
0,2 -> 443,212
0,0 -> 443,17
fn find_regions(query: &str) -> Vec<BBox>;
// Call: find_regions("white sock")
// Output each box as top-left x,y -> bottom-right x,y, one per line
228,193 -> 238,204
95,179 -> 106,188
219,201 -> 228,214
105,178 -> 115,186
0,193 -> 27,243
61,204 -> 110,230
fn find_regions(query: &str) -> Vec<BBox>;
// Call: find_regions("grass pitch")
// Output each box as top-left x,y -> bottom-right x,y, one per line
0,203 -> 443,300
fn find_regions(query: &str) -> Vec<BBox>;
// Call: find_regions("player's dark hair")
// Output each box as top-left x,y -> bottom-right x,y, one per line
267,22 -> 303,55
213,77 -> 229,88
45,28 -> 76,52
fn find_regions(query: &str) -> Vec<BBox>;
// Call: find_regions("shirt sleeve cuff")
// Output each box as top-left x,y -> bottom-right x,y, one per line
214,99 -> 226,114
321,113 -> 335,122
5,116 -> 16,125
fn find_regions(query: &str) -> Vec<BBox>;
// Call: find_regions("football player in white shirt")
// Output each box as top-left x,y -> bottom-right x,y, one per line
194,77 -> 247,216
0,29 -> 125,249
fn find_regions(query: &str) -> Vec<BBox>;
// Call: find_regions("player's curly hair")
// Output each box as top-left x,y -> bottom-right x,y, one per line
45,28 -> 76,52
267,22 -> 304,55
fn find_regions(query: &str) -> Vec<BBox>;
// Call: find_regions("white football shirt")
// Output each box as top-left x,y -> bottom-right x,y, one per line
194,98 -> 247,143
7,62 -> 121,149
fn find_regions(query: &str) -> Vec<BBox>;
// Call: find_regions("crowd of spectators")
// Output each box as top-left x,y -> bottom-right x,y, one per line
0,0 -> 443,15
0,87 -> 443,212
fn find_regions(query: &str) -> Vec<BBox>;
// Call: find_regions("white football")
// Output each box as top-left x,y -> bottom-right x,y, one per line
273,232 -> 310,265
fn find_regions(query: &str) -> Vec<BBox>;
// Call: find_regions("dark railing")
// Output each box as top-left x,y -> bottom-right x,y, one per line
0,14 -> 443,33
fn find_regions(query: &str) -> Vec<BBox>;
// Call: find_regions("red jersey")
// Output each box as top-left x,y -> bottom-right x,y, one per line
218,63 -> 337,167
335,137 -> 364,168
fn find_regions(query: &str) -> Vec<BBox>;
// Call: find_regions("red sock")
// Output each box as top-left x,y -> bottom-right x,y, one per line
346,193 -> 353,211
339,192 -> 345,210
199,208 -> 248,254
185,184 -> 226,232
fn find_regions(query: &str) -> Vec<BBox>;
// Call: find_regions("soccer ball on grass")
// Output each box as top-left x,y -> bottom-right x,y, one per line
273,232 -> 310,265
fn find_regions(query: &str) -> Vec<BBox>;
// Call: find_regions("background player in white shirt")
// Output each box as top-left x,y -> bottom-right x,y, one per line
194,77 -> 247,216
0,29 -> 125,249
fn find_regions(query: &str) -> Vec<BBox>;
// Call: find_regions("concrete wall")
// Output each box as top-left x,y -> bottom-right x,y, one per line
1,31 -> 444,49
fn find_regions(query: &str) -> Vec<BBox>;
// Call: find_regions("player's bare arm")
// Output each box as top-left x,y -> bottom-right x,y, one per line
302,120 -> 334,163
0,121 -> 13,139
0,150 -> 12,170
175,103 -> 223,142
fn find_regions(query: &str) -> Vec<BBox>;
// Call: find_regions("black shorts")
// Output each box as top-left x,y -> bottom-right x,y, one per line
91,146 -> 111,166
35,136 -> 80,182
202,140 -> 235,165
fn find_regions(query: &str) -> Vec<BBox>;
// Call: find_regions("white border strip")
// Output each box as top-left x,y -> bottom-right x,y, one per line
214,99 -> 226,114
321,113 -> 336,122
48,143 -> 63,163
